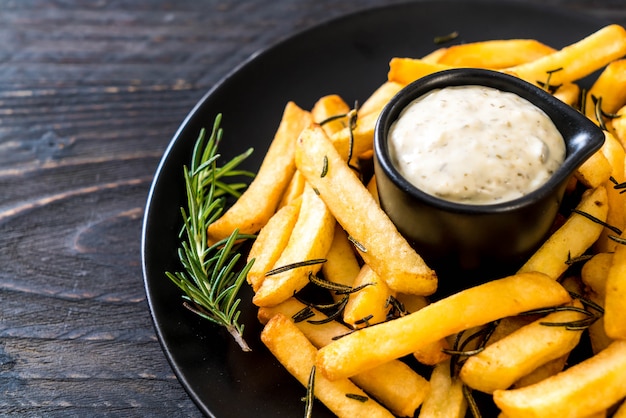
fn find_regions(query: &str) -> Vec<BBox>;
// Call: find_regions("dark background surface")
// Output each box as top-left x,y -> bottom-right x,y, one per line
1,1 -> 625,417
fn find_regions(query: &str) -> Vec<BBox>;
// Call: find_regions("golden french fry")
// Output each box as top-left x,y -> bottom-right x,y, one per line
552,82 -> 580,106
316,272 -> 570,380
574,150 -> 613,188
321,224 -> 361,297
329,110 -> 378,167
460,301 -> 585,394
344,264 -> 392,328
253,186 -> 335,307
584,59 -> 626,122
517,186 -> 608,279
387,57 -> 452,85
257,299 -> 430,418
295,125 -> 437,296
260,313 -> 394,418
366,175 -> 379,204
488,314 -> 536,342
588,310 -> 613,356
437,39 -> 556,69
612,104 -> 626,146
246,197 -> 302,291
420,47 -> 448,63
604,230 -> 626,339
493,340 -> 626,418
582,252 -> 612,299
207,102 -> 312,243
512,353 -> 569,389
395,293 -> 451,365
412,340 -> 450,367
581,253 -> 614,354
596,132 -> 626,252
506,25 -> 626,87
418,359 -> 467,418
312,94 -> 351,137
278,169 -> 305,209
351,359 -> 429,418
358,81 -> 404,117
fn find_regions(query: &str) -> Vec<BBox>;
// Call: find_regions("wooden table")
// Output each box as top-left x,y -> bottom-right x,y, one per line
1,1 -> 624,416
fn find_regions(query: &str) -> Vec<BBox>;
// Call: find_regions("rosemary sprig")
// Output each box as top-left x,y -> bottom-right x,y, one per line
434,31 -> 459,44
590,94 -> 621,130
345,393 -> 369,402
304,366 -> 316,418
166,114 -> 256,352
319,104 -> 360,172
609,176 -> 626,194
537,67 -> 563,94
571,208 -> 622,235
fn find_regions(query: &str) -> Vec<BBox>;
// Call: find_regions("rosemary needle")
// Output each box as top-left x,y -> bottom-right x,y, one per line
166,114 -> 256,352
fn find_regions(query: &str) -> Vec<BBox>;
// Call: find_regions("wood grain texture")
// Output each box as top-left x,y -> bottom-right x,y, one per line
0,0 -> 624,416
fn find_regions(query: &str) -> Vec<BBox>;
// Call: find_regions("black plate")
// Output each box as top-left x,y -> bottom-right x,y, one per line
142,2 -> 609,417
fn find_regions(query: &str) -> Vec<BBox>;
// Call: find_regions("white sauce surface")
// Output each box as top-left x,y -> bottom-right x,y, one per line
388,85 -> 566,205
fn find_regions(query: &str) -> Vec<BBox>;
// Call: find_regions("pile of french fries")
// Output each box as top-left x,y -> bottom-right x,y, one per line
208,24 -> 626,417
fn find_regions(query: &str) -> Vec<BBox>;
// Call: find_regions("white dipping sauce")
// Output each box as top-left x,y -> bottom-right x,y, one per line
388,85 -> 566,205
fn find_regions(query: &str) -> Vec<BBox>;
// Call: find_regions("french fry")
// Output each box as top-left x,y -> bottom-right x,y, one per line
582,252 -> 612,299
329,110 -> 378,167
517,186 -> 608,279
581,253 -> 614,354
278,169 -> 305,209
366,175 -> 379,204
512,353 -> 569,389
460,300 -> 585,394
352,359 -> 429,418
418,359 -> 467,418
493,340 -> 626,418
246,196 -> 302,291
312,94 -> 351,137
258,299 -> 430,418
505,24 -> 626,87
420,47 -> 448,63
358,81 -> 404,117
552,82 -> 580,106
316,272 -> 570,380
436,39 -> 556,69
387,57 -> 452,85
584,59 -> 626,122
295,124 -> 438,295
604,230 -> 626,339
207,102 -> 312,243
321,224 -> 361,297
253,186 -> 335,307
260,313 -> 395,418
574,151 -> 613,188
395,293 -> 451,365
588,309 -> 613,355
595,132 -> 626,252
343,264 -> 392,328
612,104 -> 626,146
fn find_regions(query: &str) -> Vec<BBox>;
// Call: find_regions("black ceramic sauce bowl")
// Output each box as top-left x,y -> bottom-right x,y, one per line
374,68 -> 605,284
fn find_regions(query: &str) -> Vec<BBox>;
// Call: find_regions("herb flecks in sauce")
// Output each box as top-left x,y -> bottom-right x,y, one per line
388,85 -> 566,204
